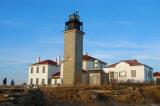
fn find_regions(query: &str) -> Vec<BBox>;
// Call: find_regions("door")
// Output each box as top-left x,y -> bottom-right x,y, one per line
110,72 -> 118,84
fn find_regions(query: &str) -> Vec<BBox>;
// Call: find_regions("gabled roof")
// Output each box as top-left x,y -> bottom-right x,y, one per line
83,55 -> 107,64
31,60 -> 57,66
153,72 -> 160,77
83,55 -> 95,61
107,59 -> 144,68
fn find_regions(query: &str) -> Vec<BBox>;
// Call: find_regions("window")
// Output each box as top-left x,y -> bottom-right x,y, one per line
119,71 -> 126,77
42,79 -> 45,84
48,78 -> 51,85
110,72 -> 114,79
31,67 -> 33,73
36,67 -> 39,73
36,78 -> 39,85
100,64 -> 102,70
30,78 -> 33,85
55,79 -> 57,84
150,70 -> 152,78
145,70 -> 148,77
42,66 -> 45,73
131,70 -> 136,77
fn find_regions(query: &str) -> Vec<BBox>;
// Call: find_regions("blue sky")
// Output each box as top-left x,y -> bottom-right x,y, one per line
0,0 -> 160,84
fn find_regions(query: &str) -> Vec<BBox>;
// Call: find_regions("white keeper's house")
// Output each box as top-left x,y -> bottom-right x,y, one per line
103,59 -> 153,84
28,58 -> 60,85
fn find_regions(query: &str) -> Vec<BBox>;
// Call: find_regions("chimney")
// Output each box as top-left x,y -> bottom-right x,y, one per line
37,57 -> 40,63
55,58 -> 57,63
57,55 -> 61,65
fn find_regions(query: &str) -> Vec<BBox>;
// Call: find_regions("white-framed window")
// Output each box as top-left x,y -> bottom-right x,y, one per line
42,79 -> 45,84
131,70 -> 136,77
30,78 -> 33,85
31,67 -> 33,73
42,66 -> 45,73
36,78 -> 39,85
119,71 -> 126,77
36,67 -> 39,73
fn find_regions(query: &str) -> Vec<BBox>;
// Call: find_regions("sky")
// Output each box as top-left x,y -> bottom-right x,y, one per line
0,0 -> 160,84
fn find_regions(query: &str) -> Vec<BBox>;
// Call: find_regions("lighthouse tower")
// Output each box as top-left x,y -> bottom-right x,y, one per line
63,12 -> 84,86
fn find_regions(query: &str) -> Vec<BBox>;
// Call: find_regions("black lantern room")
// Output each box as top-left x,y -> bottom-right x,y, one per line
65,11 -> 83,31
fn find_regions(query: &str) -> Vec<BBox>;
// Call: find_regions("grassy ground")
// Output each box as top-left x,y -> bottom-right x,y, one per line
40,85 -> 160,106
0,85 -> 160,106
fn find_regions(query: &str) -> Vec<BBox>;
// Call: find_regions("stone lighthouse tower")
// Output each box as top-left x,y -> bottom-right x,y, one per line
63,12 -> 84,86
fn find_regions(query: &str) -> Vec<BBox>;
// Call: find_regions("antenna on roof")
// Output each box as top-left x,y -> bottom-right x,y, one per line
73,10 -> 79,15
75,10 -> 79,15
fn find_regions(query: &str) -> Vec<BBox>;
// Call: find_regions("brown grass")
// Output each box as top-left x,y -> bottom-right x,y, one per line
41,87 -> 95,105
141,86 -> 160,103
0,94 -> 7,102
39,85 -> 160,105
115,89 -> 145,105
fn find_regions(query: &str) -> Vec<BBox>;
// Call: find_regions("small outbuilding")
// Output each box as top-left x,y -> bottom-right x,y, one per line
153,72 -> 160,85
88,70 -> 109,86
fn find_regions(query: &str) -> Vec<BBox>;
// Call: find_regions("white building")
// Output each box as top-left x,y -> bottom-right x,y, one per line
103,59 -> 153,83
28,59 -> 59,85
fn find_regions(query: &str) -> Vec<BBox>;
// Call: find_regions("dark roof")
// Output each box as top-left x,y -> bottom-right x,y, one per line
83,55 -> 95,61
107,59 -> 144,68
153,72 -> 160,77
52,72 -> 60,78
31,60 -> 57,66
83,55 -> 107,64
82,69 -> 87,73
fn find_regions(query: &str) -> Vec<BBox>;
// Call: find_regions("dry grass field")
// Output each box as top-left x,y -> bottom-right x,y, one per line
40,85 -> 160,106
0,85 -> 160,106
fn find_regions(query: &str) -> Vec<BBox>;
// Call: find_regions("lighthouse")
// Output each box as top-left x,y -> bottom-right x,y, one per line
63,12 -> 84,86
